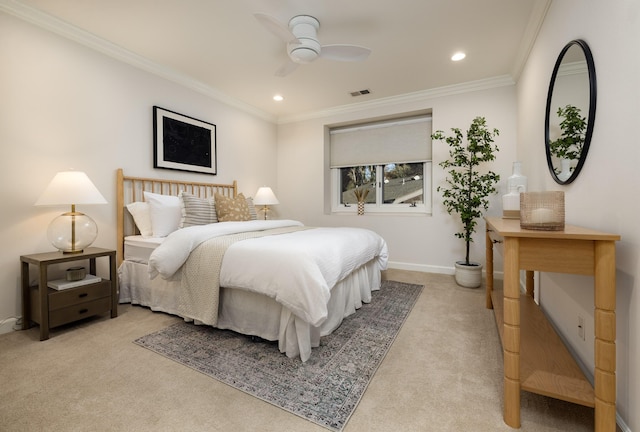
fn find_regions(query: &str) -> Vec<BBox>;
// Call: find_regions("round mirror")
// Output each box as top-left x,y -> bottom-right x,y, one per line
545,39 -> 596,185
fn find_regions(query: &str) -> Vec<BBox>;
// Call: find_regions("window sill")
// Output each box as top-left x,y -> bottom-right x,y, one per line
331,208 -> 432,216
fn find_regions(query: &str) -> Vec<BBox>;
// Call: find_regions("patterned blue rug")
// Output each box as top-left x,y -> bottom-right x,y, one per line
134,280 -> 423,431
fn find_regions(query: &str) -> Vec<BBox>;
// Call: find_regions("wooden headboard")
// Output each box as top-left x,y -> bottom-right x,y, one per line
116,168 -> 237,266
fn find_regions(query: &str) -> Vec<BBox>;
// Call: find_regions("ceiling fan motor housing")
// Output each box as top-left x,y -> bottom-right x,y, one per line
288,15 -> 321,64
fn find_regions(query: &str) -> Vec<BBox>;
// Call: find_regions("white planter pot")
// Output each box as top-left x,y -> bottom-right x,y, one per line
557,158 -> 572,181
454,261 -> 483,288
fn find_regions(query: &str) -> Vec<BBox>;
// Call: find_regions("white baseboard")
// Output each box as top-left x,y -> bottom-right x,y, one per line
617,414 -> 631,432
387,261 -> 504,280
387,261 -> 454,275
0,317 -> 19,335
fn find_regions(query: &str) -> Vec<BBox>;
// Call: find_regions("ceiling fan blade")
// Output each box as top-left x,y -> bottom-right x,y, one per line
275,59 -> 299,77
254,13 -> 299,44
320,44 -> 371,62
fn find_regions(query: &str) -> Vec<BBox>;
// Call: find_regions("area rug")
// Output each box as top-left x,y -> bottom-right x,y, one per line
134,280 -> 423,431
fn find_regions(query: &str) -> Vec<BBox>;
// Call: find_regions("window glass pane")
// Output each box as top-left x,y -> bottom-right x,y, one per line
340,166 -> 376,204
382,163 -> 424,204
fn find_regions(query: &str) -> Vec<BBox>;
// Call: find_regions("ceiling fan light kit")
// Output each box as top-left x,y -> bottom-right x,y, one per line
288,15 -> 321,64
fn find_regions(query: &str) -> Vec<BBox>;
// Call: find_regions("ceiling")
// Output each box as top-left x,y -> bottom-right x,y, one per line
11,0 -> 549,122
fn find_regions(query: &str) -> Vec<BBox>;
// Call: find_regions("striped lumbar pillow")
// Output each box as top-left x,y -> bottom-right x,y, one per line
179,192 -> 218,228
245,197 -> 258,220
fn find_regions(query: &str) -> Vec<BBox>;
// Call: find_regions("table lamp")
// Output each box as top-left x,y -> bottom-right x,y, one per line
253,186 -> 279,220
35,171 -> 107,253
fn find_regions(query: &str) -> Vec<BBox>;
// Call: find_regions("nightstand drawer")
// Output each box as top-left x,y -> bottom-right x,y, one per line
49,280 -> 111,310
49,297 -> 111,328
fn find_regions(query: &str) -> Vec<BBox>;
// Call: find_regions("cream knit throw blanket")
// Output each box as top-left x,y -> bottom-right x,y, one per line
178,226 -> 310,326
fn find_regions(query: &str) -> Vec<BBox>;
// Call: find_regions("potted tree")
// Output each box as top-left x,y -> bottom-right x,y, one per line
432,116 -> 500,288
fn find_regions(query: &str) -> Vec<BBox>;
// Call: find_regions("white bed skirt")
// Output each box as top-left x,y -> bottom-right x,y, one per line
118,260 -> 381,361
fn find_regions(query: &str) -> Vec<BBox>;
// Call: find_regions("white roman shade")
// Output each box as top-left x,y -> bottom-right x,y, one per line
330,116 -> 432,168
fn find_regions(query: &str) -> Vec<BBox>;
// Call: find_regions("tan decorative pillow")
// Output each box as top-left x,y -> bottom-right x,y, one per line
215,193 -> 252,222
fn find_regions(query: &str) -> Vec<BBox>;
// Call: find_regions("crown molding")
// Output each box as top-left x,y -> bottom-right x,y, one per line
0,0 -> 277,123
510,0 -> 552,82
277,75 -> 516,124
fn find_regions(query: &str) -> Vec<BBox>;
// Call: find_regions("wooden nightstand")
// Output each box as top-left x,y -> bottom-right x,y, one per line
20,247 -> 118,340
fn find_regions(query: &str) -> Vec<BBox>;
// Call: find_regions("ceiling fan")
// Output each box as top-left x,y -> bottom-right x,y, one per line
255,13 -> 372,77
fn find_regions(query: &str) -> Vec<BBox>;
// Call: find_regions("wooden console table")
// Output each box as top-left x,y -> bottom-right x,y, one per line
485,217 -> 619,431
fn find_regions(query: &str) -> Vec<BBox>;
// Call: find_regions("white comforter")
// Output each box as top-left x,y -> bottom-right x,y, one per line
148,220 -> 388,326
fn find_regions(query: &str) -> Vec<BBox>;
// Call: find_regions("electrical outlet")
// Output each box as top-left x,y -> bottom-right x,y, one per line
578,315 -> 585,341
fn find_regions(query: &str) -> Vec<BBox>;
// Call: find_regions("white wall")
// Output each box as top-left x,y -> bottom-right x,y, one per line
277,84 -> 516,275
517,0 -> 639,429
0,12 -> 277,329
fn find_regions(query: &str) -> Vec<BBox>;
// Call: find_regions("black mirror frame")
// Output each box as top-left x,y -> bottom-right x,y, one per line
544,39 -> 597,185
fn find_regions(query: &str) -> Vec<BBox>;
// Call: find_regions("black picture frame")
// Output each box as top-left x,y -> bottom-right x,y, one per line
153,106 -> 217,175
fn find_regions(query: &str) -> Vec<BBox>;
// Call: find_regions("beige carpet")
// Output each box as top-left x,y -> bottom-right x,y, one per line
0,270 -> 609,432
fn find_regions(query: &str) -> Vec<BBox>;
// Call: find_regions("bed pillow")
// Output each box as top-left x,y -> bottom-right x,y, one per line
215,193 -> 252,222
125,201 -> 153,237
179,192 -> 218,228
246,196 -> 258,220
143,191 -> 181,237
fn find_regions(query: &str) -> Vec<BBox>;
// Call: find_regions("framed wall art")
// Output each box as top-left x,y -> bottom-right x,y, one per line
153,106 -> 217,175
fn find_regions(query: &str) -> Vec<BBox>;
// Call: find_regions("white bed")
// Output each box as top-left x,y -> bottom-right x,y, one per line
116,169 -> 388,361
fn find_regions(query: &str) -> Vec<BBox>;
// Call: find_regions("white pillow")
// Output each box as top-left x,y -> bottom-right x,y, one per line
126,201 -> 153,237
144,191 -> 181,237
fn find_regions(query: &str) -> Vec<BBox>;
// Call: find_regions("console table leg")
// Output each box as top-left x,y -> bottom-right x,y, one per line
503,237 -> 521,428
486,228 -> 494,309
594,240 -> 616,432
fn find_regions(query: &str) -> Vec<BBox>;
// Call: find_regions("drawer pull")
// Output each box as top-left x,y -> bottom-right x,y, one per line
78,293 -> 88,298
78,308 -> 88,314
493,239 -> 503,244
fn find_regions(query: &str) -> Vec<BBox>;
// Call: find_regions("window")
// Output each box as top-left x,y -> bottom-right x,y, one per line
329,115 -> 432,214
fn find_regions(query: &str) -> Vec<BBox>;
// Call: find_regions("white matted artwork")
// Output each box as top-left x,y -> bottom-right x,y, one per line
153,106 -> 217,175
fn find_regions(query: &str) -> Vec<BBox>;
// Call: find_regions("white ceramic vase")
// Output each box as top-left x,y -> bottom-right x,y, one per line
557,159 -> 572,181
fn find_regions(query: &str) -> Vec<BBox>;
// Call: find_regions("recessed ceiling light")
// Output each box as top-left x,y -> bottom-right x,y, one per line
451,52 -> 466,61
273,95 -> 284,102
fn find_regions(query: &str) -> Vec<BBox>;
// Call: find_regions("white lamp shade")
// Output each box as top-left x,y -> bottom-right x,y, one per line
253,187 -> 279,205
35,171 -> 107,206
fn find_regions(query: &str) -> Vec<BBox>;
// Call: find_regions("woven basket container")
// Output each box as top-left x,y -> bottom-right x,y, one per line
520,191 -> 565,231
